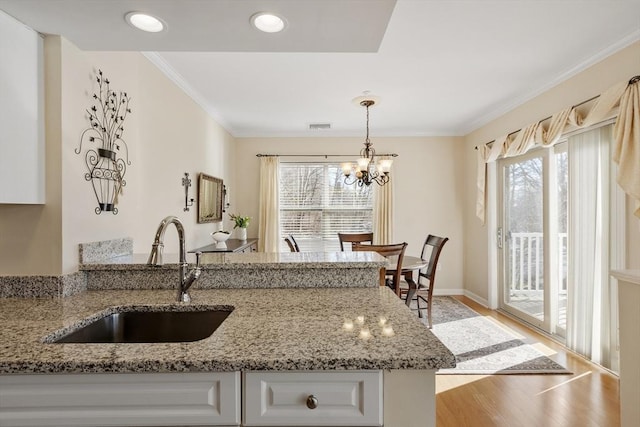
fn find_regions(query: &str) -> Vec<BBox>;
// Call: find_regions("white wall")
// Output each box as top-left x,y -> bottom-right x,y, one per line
0,36 -> 236,275
461,41 -> 640,302
234,136 -> 466,294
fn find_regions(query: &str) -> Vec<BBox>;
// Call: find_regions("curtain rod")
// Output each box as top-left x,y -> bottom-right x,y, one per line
256,153 -> 399,158
474,74 -> 640,150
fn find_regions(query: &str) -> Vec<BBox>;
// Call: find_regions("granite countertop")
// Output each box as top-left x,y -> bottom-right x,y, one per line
0,287 -> 456,374
81,251 -> 387,271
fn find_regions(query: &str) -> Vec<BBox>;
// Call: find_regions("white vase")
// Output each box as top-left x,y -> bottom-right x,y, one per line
237,227 -> 247,241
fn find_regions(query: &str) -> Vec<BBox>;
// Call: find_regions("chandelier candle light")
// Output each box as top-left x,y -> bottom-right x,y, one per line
341,97 -> 392,187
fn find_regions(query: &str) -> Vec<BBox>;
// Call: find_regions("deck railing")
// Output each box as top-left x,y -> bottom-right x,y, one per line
509,232 -> 567,292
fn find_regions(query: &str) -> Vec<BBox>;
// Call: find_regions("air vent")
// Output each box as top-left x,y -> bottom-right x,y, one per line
309,123 -> 331,130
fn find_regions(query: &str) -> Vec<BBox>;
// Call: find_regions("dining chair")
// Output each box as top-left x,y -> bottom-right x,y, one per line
288,234 -> 300,252
338,232 -> 374,251
404,235 -> 449,328
353,242 -> 408,294
284,235 -> 300,252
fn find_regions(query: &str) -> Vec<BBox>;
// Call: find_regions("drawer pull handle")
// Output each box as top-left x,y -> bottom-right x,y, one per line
306,395 -> 318,409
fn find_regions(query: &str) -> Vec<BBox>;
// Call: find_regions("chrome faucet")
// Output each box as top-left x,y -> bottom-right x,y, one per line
147,215 -> 202,302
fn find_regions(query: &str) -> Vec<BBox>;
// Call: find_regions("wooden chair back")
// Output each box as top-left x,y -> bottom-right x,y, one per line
419,235 -> 449,285
338,232 -> 374,251
353,242 -> 408,292
284,236 -> 299,252
288,235 -> 300,252
413,235 -> 449,327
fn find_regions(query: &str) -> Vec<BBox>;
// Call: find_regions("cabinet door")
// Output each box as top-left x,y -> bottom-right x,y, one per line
0,372 -> 240,426
0,11 -> 44,204
243,370 -> 382,426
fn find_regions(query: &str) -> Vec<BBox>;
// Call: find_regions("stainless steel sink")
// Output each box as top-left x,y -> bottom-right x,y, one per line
53,308 -> 233,344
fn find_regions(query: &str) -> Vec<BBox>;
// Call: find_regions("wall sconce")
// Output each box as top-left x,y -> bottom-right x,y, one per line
182,172 -> 195,211
223,184 -> 230,212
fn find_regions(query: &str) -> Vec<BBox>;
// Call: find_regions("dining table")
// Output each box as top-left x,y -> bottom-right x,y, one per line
386,255 -> 428,307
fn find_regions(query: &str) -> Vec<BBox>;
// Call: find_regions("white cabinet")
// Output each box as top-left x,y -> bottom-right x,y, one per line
0,11 -> 44,204
0,372 -> 241,426
614,270 -> 640,427
0,369 -> 437,427
243,371 -> 382,426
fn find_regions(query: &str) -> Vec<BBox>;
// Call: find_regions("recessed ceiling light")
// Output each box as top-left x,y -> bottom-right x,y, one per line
250,12 -> 286,33
125,12 -> 165,33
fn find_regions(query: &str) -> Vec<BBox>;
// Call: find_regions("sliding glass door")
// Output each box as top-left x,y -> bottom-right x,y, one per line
497,124 -> 622,368
498,146 -> 567,338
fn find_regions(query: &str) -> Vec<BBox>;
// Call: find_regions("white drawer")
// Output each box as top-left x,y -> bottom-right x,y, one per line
243,370 -> 382,426
0,372 -> 241,426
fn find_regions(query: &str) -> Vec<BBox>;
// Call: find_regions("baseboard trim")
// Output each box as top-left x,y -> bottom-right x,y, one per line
433,288 -> 464,296
462,290 -> 489,307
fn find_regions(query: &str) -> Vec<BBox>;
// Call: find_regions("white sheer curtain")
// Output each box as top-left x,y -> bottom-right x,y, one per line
372,171 -> 393,244
566,125 -> 613,367
258,157 -> 281,252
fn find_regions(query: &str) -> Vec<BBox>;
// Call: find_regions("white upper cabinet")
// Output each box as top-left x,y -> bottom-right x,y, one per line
0,10 -> 44,204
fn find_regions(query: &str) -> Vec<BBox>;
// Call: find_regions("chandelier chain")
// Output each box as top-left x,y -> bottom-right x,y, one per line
365,102 -> 370,144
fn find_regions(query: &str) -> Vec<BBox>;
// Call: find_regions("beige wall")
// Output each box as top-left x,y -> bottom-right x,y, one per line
0,37 -> 63,275
462,41 -> 640,303
0,36 -> 236,275
234,136 -> 466,294
2,34 -> 637,294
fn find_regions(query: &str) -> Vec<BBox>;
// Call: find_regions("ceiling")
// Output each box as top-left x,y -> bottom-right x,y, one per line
1,0 -> 639,138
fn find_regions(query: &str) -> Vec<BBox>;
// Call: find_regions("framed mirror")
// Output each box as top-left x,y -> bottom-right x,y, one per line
198,173 -> 224,223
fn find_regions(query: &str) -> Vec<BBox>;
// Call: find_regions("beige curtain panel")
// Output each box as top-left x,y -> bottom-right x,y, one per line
475,145 -> 490,225
503,123 -> 539,157
373,165 -> 394,244
475,135 -> 508,225
258,156 -> 281,252
568,81 -> 628,128
536,107 -> 573,147
475,77 -> 639,223
613,79 -> 640,218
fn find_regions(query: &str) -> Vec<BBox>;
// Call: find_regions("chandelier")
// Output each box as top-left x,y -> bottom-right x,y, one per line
341,98 -> 392,187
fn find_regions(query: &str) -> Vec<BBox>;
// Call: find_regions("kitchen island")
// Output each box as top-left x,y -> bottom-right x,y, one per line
80,251 -> 387,290
0,287 -> 453,374
0,250 -> 455,426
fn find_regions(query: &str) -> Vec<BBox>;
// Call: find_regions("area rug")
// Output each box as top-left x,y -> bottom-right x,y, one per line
422,296 -> 571,375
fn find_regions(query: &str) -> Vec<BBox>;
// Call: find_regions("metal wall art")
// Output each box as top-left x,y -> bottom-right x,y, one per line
76,69 -> 132,214
182,172 -> 195,211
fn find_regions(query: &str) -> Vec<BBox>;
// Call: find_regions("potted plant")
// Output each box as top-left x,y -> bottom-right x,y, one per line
229,213 -> 250,241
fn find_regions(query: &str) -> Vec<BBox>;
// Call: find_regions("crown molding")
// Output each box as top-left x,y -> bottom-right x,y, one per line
142,52 -> 233,135
459,29 -> 640,136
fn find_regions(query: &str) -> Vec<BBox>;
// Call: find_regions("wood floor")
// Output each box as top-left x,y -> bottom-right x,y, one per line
436,296 -> 620,427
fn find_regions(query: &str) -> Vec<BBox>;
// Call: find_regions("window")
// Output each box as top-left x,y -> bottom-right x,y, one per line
279,162 -> 373,252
